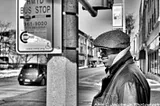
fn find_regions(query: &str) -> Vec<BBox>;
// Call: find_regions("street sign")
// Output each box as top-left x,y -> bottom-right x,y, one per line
17,0 -> 62,54
112,4 -> 123,28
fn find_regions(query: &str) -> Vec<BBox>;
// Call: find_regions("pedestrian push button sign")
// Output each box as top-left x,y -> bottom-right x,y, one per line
17,0 -> 53,53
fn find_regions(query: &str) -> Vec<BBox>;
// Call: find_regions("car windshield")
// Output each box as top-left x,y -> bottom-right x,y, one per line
23,64 -> 39,69
21,64 -> 39,75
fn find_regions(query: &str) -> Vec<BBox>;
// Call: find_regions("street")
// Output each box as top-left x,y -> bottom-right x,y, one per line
79,66 -> 160,106
79,66 -> 106,106
0,76 -> 46,106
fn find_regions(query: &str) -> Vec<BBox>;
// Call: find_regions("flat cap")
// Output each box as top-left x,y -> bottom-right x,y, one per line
94,30 -> 130,49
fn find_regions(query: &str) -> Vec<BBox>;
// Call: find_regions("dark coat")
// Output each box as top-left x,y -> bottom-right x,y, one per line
92,51 -> 150,106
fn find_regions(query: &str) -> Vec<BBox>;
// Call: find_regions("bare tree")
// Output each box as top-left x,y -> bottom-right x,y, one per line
0,21 -> 11,32
0,21 -> 12,57
126,14 -> 135,35
0,21 -> 48,69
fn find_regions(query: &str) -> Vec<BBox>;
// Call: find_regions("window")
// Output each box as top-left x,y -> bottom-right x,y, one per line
154,9 -> 156,24
150,18 -> 152,32
152,14 -> 154,30
157,0 -> 159,19
148,0 -> 150,12
0,57 -> 9,63
158,49 -> 160,74
148,50 -> 159,74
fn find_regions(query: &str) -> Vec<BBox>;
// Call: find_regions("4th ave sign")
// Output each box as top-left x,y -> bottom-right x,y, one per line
17,0 -> 62,54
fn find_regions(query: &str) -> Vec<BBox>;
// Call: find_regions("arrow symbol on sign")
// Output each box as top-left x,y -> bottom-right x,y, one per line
20,14 -> 51,20
32,14 -> 51,18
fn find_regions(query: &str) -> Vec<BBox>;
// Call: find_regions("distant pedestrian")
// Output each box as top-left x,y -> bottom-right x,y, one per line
92,30 -> 150,106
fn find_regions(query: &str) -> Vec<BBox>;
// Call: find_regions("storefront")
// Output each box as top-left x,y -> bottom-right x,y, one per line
79,55 -> 86,67
148,35 -> 160,74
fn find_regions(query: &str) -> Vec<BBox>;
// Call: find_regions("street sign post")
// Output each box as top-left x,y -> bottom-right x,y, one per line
17,0 -> 62,54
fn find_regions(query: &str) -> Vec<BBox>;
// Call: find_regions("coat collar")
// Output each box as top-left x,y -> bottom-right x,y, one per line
112,46 -> 130,65
109,50 -> 133,75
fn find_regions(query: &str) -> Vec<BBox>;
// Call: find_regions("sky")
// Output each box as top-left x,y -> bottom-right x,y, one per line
0,0 -> 16,29
0,0 -> 140,38
79,0 -> 141,38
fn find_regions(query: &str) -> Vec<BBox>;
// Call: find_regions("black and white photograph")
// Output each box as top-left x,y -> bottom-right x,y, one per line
0,0 -> 160,106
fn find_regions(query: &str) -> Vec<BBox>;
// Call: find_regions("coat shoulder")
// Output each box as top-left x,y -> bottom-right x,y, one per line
116,63 -> 145,86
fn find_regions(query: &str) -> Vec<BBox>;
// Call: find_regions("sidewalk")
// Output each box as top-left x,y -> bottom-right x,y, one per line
145,72 -> 160,83
79,64 -> 160,85
0,88 -> 46,106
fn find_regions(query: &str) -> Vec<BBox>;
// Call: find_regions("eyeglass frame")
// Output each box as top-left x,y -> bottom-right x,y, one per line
100,48 -> 123,58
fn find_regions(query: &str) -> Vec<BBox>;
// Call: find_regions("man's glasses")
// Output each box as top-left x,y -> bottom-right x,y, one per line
100,48 -> 122,58
100,49 -> 112,58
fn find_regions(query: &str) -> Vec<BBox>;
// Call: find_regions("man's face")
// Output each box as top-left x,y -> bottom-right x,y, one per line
100,48 -> 118,67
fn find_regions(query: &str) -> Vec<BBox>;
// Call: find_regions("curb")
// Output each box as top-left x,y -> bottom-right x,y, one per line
4,88 -> 46,102
79,66 -> 88,70
79,64 -> 104,70
0,88 -> 46,106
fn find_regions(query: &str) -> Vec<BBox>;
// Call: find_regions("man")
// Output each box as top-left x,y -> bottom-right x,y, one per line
92,30 -> 150,106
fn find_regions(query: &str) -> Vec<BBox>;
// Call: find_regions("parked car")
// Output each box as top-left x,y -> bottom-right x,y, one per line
88,61 -> 97,68
0,57 -> 9,70
18,63 -> 47,86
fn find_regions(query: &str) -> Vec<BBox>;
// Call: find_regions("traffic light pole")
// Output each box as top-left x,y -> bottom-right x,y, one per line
47,0 -> 114,105
78,0 -> 97,17
47,0 -> 78,106
63,0 -> 78,105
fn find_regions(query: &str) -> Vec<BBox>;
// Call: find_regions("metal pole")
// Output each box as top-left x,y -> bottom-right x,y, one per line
78,0 -> 98,17
63,0 -> 78,105
122,0 -> 126,33
47,0 -> 78,105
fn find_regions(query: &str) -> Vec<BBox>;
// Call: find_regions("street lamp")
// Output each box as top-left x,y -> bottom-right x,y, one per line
78,0 -> 98,17
79,0 -> 114,17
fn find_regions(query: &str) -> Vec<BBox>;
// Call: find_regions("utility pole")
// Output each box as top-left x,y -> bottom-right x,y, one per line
63,0 -> 78,105
47,0 -> 78,106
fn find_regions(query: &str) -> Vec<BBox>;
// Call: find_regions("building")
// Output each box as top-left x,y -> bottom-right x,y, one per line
0,30 -> 18,68
78,30 -> 100,67
138,0 -> 160,74
0,30 -> 47,69
0,30 -> 17,63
